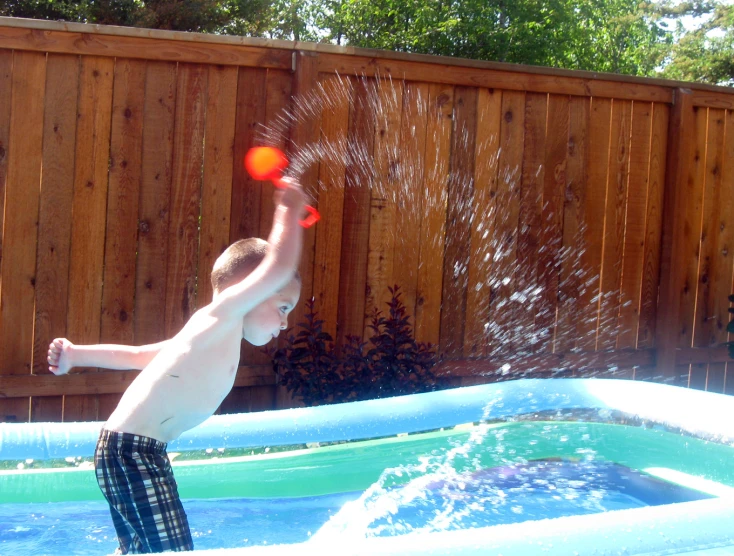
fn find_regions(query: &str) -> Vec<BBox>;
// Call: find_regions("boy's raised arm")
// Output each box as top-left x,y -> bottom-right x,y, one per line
211,179 -> 306,319
48,338 -> 169,375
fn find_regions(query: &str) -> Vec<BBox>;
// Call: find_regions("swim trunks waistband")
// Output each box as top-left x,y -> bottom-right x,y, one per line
97,429 -> 167,454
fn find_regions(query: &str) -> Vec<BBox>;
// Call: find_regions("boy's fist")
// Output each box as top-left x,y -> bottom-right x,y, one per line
48,338 -> 74,375
275,177 -> 307,211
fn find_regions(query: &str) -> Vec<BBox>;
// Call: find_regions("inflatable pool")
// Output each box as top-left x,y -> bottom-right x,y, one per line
1,378 -> 733,555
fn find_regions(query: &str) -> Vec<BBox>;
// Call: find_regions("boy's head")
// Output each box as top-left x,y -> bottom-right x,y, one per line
212,238 -> 301,345
211,238 -> 269,294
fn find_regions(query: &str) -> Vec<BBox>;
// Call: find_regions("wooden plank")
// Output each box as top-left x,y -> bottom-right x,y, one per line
258,69 -> 293,236
692,91 -> 734,110
464,87 -> 500,358
65,55 -> 114,420
637,103 -> 669,349
101,59 -> 146,345
0,365 -> 276,398
164,63 -> 207,337
535,94 -> 569,353
555,97 -> 589,353
439,86 -> 477,357
228,67 -> 269,368
30,54 -> 80,422
715,109 -> 734,349
677,107 -> 708,352
391,82 -> 429,322
0,50 -> 45,380
67,56 -> 114,346
655,89 -> 696,382
275,52 -> 319,409
337,77 -> 373,342
435,349 -> 655,377
317,53 -> 672,104
0,49 -> 11,296
197,64 -> 237,308
0,25 -> 292,69
617,101 -> 653,349
693,109 -> 728,348
415,83 -> 453,345
597,100 -> 632,351
576,98 -> 611,351
312,74 -> 350,339
365,79 -> 403,332
515,92 -> 547,353
134,61 -> 177,346
688,363 -> 708,390
488,90 -> 526,356
229,68 -> 266,244
707,363 -> 726,393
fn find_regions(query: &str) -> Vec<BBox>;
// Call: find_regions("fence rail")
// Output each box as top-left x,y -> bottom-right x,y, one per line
0,17 -> 733,423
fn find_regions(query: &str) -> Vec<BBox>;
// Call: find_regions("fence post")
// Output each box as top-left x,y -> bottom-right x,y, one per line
654,88 -> 695,383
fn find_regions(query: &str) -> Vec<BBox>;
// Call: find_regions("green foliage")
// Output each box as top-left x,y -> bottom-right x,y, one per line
657,2 -> 734,85
270,286 -> 439,406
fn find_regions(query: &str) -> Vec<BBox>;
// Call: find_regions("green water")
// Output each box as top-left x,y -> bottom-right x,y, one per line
2,420 -> 733,503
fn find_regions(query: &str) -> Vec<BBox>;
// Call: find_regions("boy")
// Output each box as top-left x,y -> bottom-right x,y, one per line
47,180 -> 306,553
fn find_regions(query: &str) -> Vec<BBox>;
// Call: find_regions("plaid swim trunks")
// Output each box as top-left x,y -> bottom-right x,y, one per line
95,429 -> 194,554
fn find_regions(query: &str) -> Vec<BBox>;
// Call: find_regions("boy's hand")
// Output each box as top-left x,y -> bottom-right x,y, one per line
275,177 -> 308,212
48,338 -> 74,375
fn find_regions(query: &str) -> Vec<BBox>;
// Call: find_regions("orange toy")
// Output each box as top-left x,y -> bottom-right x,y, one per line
245,147 -> 320,228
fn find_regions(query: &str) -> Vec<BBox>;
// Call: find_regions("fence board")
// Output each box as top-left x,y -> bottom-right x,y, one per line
0,50 -> 45,384
638,103 -> 669,349
313,74 -> 350,339
392,82 -> 429,321
465,87 -> 500,358
366,79 -> 402,334
197,65 -> 237,308
535,94 -> 569,353
711,109 -> 734,349
0,49 -> 11,297
617,101 -> 653,349
337,78 -> 373,342
258,69 -> 292,236
101,59 -> 146,347
694,109 -> 727,348
0,51 -> 45,423
67,56 -> 114,347
576,98 -> 611,351
555,97 -> 589,353
0,24 -> 293,69
31,54 -> 80,422
134,61 -> 177,346
597,100 -> 632,351
440,86 -> 477,358
679,107 -> 709,350
317,53 -> 672,104
415,83 -> 453,345
515,93 -> 547,354
489,90 -> 526,356
164,63 -> 207,337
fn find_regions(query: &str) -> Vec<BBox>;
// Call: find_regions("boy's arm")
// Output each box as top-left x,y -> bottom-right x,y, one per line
47,338 -> 169,375
211,179 -> 306,319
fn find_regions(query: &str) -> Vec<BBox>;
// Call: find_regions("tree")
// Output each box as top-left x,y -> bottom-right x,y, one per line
312,0 -> 671,76
657,1 -> 734,85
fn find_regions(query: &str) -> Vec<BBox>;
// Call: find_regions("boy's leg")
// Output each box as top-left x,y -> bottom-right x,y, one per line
95,430 -> 194,553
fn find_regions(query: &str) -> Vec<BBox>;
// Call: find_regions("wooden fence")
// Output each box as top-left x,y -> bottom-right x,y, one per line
0,18 -> 733,423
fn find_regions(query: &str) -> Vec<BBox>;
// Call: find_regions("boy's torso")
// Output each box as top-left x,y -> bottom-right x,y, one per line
105,308 -> 243,442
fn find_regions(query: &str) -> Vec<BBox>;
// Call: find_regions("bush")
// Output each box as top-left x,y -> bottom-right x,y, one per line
269,285 -> 439,406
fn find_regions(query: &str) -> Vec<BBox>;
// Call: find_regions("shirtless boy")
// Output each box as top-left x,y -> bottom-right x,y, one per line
47,180 -> 306,553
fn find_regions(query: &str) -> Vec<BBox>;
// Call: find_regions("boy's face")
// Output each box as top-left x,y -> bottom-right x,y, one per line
241,278 -> 301,346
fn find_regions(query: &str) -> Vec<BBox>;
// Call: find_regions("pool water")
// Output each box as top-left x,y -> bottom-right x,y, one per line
0,460 -> 712,555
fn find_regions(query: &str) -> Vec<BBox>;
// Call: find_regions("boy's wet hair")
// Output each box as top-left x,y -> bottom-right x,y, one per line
211,238 -> 300,293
